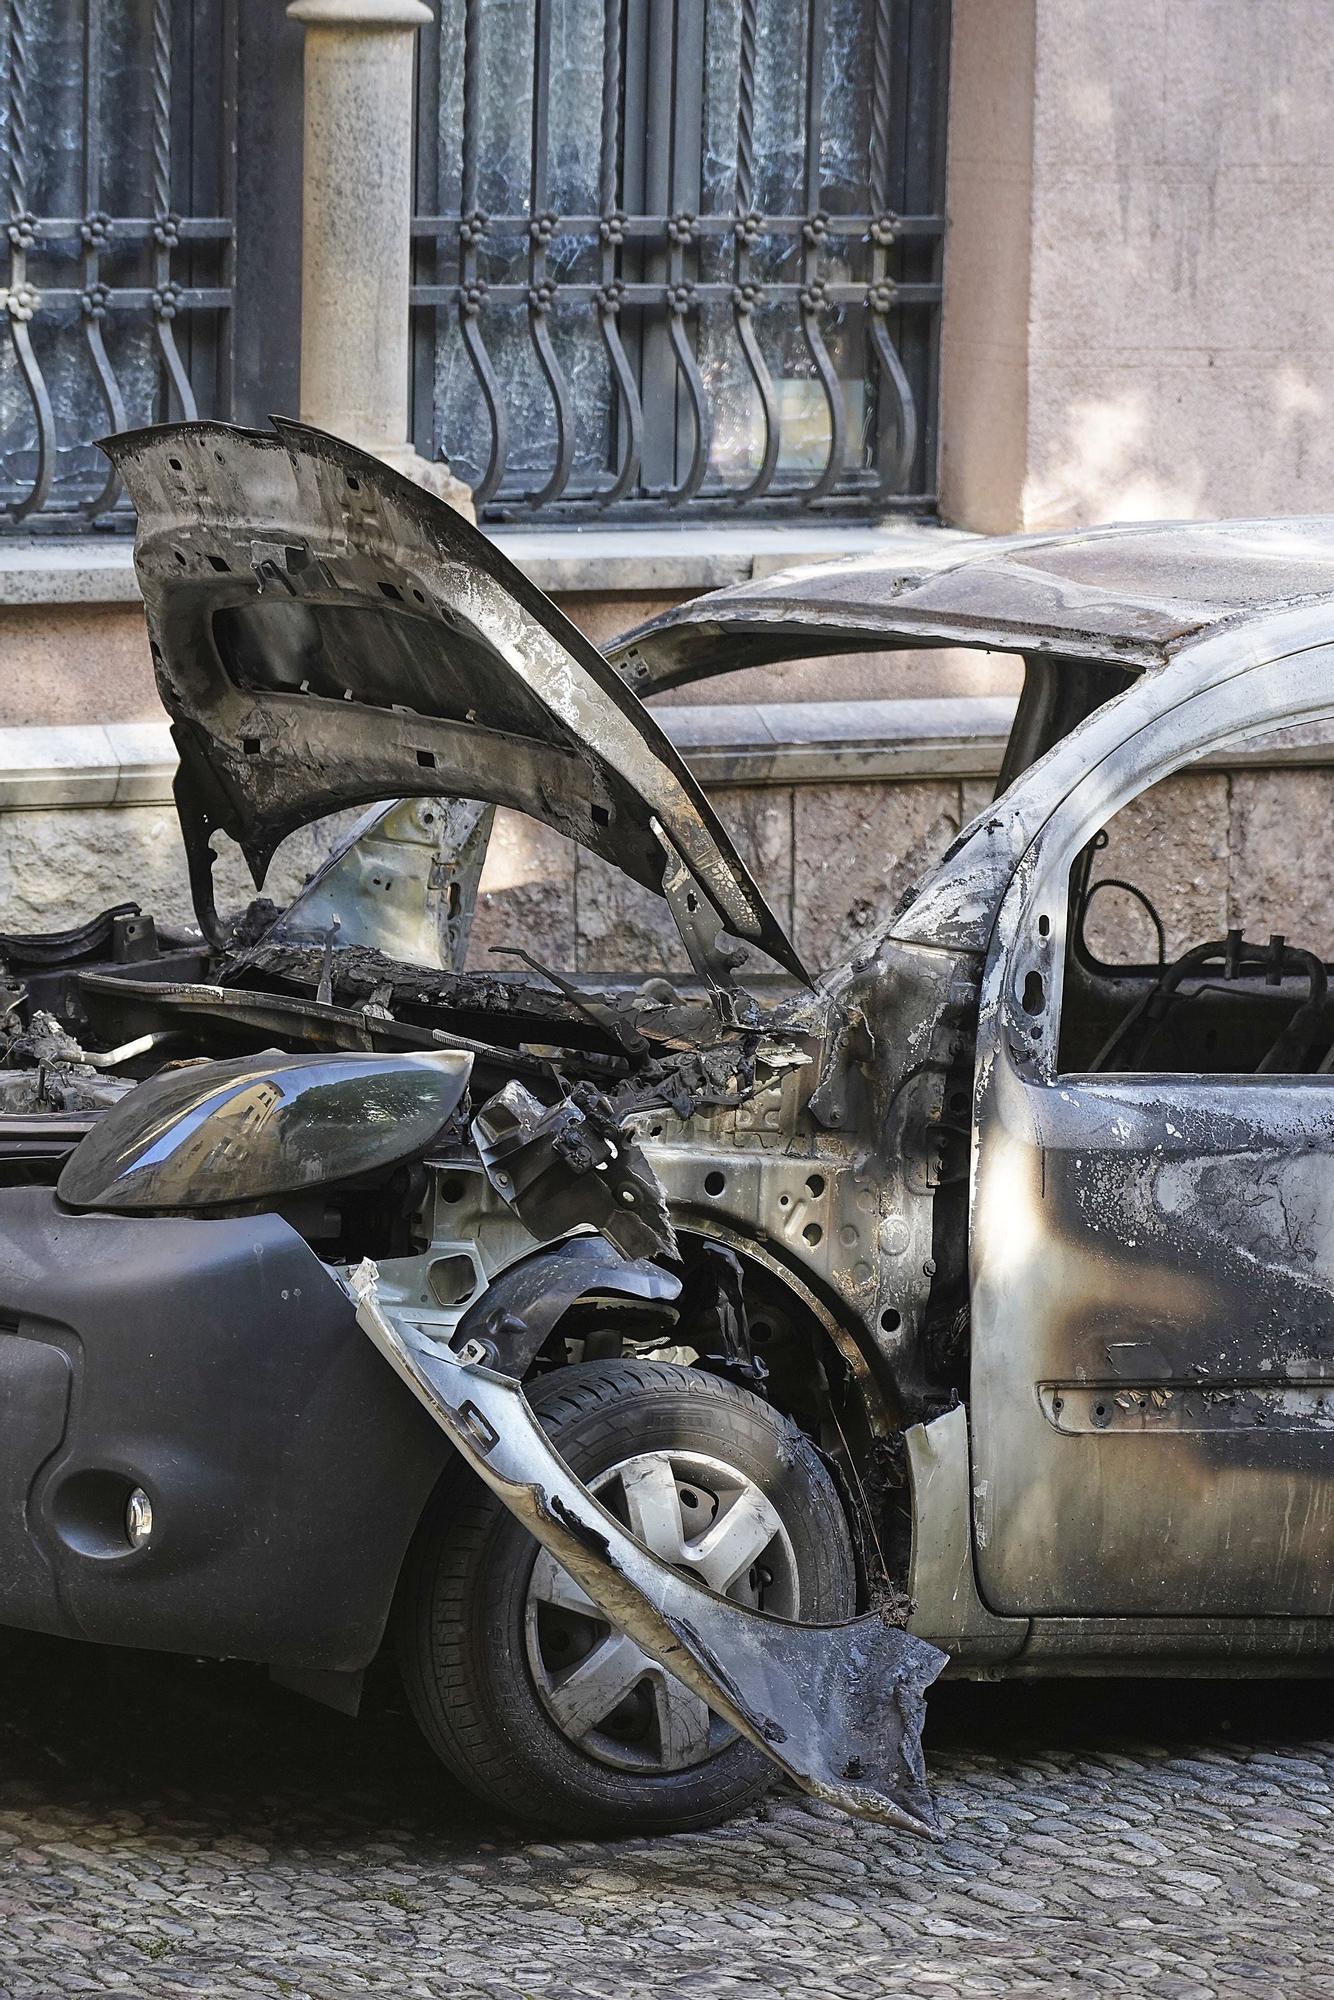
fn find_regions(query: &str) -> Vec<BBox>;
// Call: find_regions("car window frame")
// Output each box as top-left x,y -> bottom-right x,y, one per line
986,645 -> 1334,1091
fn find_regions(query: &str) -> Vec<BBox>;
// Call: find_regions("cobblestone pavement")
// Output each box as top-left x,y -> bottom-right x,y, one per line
0,1629 -> 1329,1998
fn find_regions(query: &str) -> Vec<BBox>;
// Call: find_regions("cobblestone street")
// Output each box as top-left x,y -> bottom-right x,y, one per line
0,1630 -> 1328,1998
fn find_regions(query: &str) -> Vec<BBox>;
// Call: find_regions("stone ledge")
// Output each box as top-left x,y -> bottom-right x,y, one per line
665,697 -> 1018,784
0,703 -> 1013,809
4,700 -> 1334,812
0,520 -> 969,604
0,723 -> 179,808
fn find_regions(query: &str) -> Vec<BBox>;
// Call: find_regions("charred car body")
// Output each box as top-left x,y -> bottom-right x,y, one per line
2,419 -> 1334,1835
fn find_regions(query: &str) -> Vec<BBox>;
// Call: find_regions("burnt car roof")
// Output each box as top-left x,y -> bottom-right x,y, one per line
610,519 -> 1334,695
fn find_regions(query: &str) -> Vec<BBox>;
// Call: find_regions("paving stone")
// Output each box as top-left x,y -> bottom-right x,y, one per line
0,1637 -> 1329,1996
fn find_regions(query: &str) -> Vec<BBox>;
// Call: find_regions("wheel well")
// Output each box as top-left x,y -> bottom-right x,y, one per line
534,1232 -> 903,1610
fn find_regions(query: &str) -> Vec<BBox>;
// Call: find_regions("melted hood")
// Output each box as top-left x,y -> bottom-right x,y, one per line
102,418 -> 805,982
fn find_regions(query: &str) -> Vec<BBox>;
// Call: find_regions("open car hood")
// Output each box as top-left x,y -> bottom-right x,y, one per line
102,419 -> 805,983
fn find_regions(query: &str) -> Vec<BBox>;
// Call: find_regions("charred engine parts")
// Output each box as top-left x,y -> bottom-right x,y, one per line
676,1241 -> 768,1394
473,1079 -> 677,1261
0,1009 -> 138,1114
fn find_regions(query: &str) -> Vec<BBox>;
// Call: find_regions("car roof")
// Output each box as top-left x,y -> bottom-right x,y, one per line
610,519 -> 1334,695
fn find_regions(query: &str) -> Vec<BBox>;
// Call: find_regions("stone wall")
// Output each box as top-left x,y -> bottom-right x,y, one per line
0,804 -> 353,940
1085,767 -> 1334,968
471,766 -> 1334,979
4,755 -> 1324,982
466,779 -> 969,978
0,776 -> 975,975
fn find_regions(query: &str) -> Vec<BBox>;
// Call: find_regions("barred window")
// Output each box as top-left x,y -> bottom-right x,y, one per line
412,0 -> 949,519
0,0 -> 235,530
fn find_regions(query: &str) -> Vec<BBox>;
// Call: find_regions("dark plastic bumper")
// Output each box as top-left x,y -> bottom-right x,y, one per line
0,1189 -> 451,1670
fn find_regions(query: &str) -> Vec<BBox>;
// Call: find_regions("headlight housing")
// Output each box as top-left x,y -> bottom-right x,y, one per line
58,1049 -> 473,1213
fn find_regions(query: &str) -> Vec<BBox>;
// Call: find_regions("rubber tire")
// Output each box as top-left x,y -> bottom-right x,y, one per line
395,1358 -> 856,1835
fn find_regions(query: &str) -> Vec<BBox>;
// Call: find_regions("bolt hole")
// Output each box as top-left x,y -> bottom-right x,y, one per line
439,1177 -> 465,1204
1038,914 -> 1050,938
167,456 -> 182,471
805,1172 -> 825,1198
346,474 -> 360,492
880,1308 -> 901,1333
1022,970 -> 1046,1016
172,547 -> 187,565
704,1170 -> 725,1197
803,1222 -> 823,1247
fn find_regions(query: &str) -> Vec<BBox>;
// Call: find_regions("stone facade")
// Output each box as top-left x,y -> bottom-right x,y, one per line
4,757 -> 1319,983
941,0 -> 1334,532
2,0 -> 1333,968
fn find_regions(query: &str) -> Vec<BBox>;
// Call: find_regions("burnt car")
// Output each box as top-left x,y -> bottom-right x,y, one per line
3,420 -> 1334,1839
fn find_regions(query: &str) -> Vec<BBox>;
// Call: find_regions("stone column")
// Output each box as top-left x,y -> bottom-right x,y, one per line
286,0 -> 473,516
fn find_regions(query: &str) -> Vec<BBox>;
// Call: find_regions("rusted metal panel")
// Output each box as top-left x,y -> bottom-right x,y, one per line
610,519 -> 1334,695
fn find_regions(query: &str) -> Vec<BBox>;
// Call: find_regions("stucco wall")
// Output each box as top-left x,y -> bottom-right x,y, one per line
941,0 -> 1334,531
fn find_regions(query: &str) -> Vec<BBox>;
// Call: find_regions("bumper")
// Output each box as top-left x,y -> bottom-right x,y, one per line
0,1189 -> 450,1670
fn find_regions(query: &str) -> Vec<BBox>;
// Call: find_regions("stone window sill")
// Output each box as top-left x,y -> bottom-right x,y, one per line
6,699 -> 1334,813
0,520 -> 970,605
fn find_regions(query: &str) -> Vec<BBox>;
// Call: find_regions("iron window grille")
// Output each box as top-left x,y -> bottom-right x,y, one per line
0,0 -> 235,531
412,0 -> 949,521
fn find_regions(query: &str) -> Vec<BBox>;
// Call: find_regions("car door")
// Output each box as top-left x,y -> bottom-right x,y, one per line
968,660 -> 1334,1618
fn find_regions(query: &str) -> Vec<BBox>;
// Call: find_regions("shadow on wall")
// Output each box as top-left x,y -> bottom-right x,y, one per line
1024,376 -> 1328,540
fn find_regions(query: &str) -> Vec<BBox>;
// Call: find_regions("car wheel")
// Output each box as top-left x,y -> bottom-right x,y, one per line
395,1357 -> 856,1835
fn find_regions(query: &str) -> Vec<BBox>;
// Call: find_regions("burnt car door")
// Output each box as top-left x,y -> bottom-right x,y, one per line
969,644 -> 1334,1619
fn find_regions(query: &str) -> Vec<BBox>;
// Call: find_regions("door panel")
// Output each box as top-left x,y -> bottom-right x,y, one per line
970,1035 -> 1334,1618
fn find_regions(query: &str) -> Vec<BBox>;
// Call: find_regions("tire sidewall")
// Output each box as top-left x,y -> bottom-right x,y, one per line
440,1363 -> 855,1832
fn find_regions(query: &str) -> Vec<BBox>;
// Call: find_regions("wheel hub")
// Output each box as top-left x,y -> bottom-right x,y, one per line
523,1446 -> 799,1774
